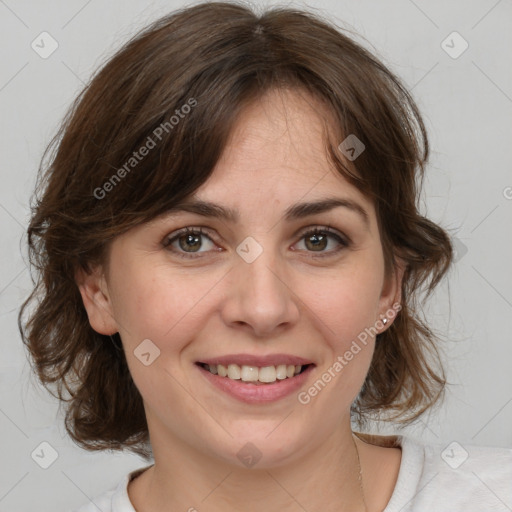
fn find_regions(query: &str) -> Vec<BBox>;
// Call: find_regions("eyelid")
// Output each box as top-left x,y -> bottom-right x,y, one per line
162,224 -> 350,258
162,226 -> 218,249
297,224 -> 349,243
294,225 -> 350,256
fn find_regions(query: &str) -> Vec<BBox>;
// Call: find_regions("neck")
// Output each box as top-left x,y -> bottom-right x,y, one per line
130,419 -> 366,512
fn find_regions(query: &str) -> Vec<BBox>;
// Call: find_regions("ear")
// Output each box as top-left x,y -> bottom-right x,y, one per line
377,256 -> 406,329
75,264 -> 119,335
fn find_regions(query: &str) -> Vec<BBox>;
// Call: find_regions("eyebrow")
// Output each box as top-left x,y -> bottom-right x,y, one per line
164,197 -> 370,228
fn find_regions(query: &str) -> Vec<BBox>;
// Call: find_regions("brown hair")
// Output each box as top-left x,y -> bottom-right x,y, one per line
19,1 -> 453,460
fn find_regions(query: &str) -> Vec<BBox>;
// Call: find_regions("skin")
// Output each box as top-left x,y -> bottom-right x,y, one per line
77,87 -> 404,512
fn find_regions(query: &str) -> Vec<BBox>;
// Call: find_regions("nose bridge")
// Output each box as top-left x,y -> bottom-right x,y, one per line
240,238 -> 280,290
238,235 -> 285,303
223,234 -> 299,336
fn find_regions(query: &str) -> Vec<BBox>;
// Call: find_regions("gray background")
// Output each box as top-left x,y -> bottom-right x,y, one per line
0,0 -> 511,510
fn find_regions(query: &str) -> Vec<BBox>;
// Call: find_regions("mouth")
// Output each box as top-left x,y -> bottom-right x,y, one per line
195,362 -> 313,385
194,356 -> 316,403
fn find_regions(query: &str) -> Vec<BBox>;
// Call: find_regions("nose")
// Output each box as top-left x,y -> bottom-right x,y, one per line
220,242 -> 300,338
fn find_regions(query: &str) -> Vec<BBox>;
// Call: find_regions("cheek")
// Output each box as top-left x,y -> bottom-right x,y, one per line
299,284 -> 378,415
109,266 -> 202,409
309,264 -> 383,343
110,264 -> 207,344
301,262 -> 383,404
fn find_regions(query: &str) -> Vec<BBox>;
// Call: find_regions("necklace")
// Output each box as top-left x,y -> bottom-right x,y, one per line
352,432 -> 368,512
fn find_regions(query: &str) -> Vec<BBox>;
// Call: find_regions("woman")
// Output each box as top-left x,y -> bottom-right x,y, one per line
19,2 -> 511,511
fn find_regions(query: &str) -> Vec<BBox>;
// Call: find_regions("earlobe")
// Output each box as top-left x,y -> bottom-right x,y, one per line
75,265 -> 118,335
378,256 -> 406,329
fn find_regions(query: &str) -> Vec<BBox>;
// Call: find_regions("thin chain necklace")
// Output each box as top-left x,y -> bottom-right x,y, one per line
352,432 -> 368,512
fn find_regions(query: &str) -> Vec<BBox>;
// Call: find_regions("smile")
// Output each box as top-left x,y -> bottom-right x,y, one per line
198,362 -> 311,385
195,359 -> 315,403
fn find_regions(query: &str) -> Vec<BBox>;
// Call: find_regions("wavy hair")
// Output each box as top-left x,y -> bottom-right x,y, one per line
19,1 -> 453,460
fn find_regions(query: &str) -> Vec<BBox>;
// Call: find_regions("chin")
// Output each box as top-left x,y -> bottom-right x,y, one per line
213,420 -> 309,470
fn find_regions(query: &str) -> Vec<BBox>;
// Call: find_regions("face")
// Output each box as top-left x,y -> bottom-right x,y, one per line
78,88 -> 403,469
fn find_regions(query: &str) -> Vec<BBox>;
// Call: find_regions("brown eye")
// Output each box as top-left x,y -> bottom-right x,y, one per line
163,227 -> 219,258
295,227 -> 349,256
177,232 -> 202,252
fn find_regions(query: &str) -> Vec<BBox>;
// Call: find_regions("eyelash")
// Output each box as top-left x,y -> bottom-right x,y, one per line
162,226 -> 350,260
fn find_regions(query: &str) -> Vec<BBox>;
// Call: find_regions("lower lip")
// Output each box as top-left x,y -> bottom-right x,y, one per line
196,364 -> 315,404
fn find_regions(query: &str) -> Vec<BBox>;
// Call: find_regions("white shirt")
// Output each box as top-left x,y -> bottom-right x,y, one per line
73,435 -> 512,511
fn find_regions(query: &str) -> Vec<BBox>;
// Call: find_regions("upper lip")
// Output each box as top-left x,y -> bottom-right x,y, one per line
197,353 -> 314,367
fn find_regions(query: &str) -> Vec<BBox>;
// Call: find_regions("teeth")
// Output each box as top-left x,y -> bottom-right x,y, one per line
227,364 -> 241,380
276,364 -> 288,380
240,365 -> 259,382
204,363 -> 307,384
258,366 -> 276,383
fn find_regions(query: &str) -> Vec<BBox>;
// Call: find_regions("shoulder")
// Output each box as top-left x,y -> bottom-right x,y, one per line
71,464 -> 153,512
384,435 -> 512,512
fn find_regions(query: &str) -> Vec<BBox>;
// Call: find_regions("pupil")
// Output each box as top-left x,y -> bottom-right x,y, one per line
307,233 -> 326,251
180,234 -> 201,251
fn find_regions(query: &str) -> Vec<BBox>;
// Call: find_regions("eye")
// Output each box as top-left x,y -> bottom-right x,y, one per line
163,227 -> 219,259
293,226 -> 349,256
163,225 -> 349,259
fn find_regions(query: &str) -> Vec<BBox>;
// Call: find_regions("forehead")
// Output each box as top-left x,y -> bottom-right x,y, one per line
219,87 -> 333,172
190,87 -> 374,218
